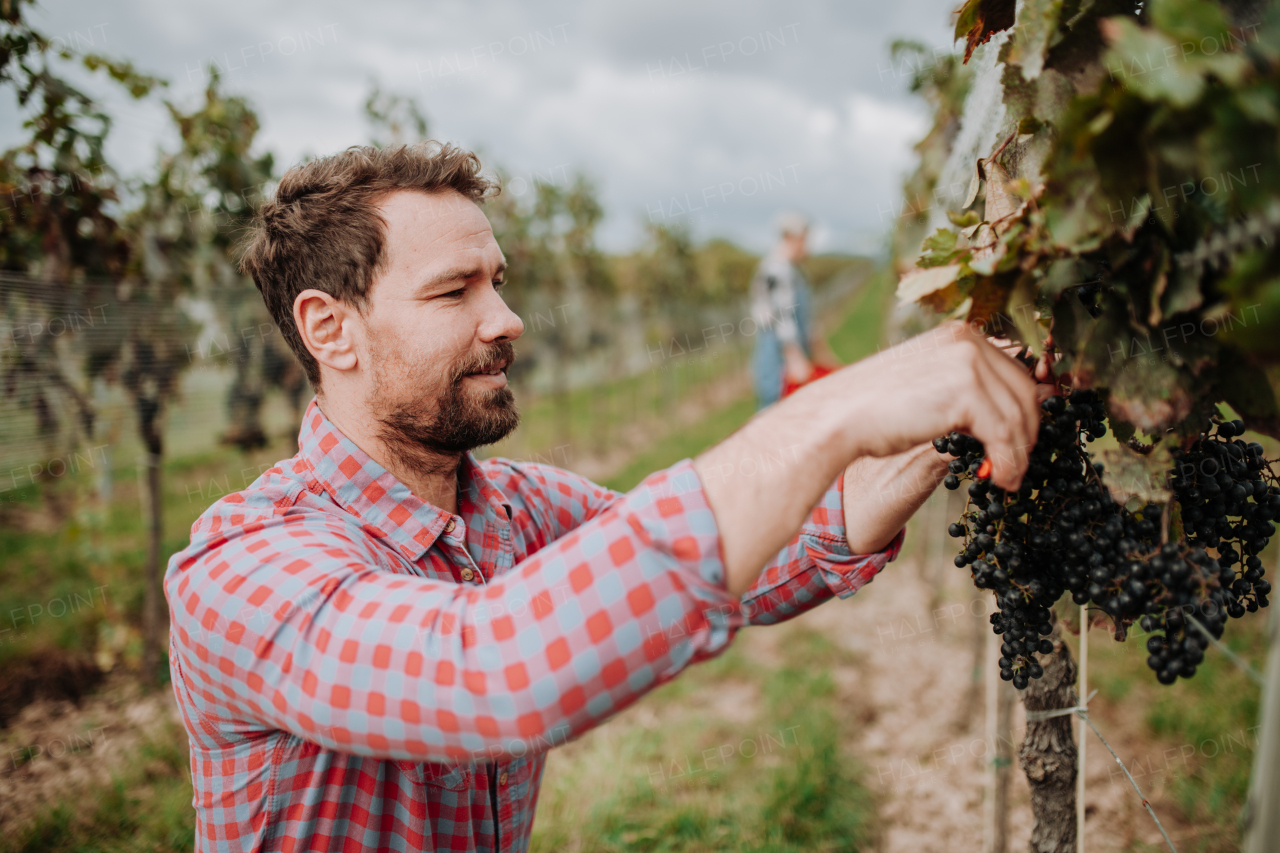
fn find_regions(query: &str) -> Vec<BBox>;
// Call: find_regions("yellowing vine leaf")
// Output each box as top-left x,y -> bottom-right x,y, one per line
897,264 -> 962,309
1095,442 -> 1174,506
984,161 -> 1024,224
966,278 -> 1012,329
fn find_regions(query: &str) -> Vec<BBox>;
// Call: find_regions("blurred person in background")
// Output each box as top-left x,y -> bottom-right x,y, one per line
749,211 -> 842,409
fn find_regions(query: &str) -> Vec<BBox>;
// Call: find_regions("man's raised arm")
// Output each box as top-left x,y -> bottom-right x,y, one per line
698,322 -> 1039,596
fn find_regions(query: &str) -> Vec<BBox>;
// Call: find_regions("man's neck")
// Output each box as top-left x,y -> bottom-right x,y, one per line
316,394 -> 463,514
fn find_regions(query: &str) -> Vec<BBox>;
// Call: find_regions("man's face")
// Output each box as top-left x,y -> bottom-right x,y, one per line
357,189 -> 524,457
783,231 -> 808,262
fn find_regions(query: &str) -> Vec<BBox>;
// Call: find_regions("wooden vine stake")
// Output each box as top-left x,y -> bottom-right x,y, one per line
1245,605 -> 1280,852
1018,613 -> 1078,853
1077,605 -> 1087,853
984,624 -> 1016,853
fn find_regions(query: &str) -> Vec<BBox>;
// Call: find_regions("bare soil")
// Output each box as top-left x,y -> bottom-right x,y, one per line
0,672 -> 181,835
814,549 -> 1195,852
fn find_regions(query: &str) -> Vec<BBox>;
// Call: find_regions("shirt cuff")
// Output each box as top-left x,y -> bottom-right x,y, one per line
804,526 -> 905,599
798,468 -> 906,599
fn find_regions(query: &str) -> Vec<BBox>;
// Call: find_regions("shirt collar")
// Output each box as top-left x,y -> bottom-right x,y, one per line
296,398 -> 510,562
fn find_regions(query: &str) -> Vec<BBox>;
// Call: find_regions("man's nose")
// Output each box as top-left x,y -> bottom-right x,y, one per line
479,287 -> 524,343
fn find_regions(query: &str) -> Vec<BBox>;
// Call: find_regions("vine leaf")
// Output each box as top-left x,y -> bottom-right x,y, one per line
1005,0 -> 1065,81
984,160 -> 1023,223
897,264 -> 962,310
1106,359 -> 1196,434
1100,16 -> 1247,108
1009,272 -> 1045,356
1096,442 -> 1174,506
1217,355 -> 1280,440
920,228 -> 961,267
1108,414 -> 1137,446
966,277 -> 1012,329
955,0 -> 1017,63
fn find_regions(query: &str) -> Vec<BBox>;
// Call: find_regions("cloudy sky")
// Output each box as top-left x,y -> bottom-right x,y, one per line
9,0 -> 963,254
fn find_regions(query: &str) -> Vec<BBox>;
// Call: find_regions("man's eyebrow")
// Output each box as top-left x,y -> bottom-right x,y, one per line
419,262 -> 508,290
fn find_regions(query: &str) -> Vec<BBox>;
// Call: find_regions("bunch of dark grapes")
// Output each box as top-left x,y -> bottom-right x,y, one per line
934,391 -> 1277,689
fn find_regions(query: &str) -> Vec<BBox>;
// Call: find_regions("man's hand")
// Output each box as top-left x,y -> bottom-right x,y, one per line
696,321 -> 1041,595
806,321 -> 1040,491
838,331 -> 1059,556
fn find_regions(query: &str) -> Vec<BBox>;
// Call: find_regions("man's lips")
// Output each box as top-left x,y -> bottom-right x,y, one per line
464,365 -> 507,377
461,362 -> 509,384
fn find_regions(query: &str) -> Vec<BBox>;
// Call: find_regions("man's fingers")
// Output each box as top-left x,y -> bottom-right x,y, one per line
965,402 -> 1026,492
954,378 -> 1027,492
974,338 -> 1040,460
976,383 -> 1032,491
957,338 -> 1040,491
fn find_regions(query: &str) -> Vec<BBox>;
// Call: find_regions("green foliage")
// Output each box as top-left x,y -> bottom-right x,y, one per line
364,82 -> 429,148
899,0 -> 1280,457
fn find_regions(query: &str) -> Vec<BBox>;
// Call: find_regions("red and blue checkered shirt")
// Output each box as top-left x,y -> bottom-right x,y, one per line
166,400 -> 902,852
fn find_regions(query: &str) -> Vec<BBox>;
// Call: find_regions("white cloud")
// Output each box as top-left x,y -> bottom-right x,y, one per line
2,0 -> 958,254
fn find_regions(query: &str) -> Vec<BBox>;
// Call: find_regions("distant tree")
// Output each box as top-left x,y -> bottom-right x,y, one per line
0,0 -> 181,677
165,72 -> 305,451
634,222 -> 700,341
364,82 -> 429,148
0,0 -> 161,496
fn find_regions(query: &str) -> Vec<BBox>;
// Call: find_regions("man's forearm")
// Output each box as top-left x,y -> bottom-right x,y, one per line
695,322 -> 1041,597
841,443 -> 950,554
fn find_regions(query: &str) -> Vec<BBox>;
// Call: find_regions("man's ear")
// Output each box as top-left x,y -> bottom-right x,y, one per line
294,289 -> 358,375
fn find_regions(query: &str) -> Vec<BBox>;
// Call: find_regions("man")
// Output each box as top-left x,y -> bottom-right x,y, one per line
748,212 -> 841,408
166,142 -> 1041,852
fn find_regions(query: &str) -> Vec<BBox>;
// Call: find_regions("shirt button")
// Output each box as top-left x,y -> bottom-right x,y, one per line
499,771 -> 509,786
460,567 -> 474,582
444,518 -> 456,534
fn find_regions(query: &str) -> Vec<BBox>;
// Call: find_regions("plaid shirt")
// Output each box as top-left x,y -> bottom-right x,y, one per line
166,399 -> 902,852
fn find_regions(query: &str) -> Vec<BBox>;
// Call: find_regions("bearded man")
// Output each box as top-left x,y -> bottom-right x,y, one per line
166,142 -> 1042,852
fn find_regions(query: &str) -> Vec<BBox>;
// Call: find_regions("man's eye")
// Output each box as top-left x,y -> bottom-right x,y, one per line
444,288 -> 466,298
493,280 -> 507,294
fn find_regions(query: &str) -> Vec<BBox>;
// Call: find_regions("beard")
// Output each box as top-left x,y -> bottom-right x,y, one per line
374,340 -> 520,465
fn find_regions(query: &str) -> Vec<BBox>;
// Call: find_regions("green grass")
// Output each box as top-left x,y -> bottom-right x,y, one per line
529,628 -> 877,853
487,339 -> 753,464
826,267 -> 893,364
602,396 -> 758,493
1083,604 -> 1267,853
601,266 -> 893,493
5,724 -> 194,853
0,439 -> 293,672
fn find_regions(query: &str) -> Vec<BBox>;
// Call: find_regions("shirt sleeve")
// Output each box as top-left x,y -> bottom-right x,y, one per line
500,459 -> 901,630
738,469 -> 904,626
165,461 -> 741,766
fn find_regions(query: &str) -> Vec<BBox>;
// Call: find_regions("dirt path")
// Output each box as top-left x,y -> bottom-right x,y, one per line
804,541 -> 1186,853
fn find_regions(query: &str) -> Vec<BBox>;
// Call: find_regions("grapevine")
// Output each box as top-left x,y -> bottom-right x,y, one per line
936,386 -> 1276,690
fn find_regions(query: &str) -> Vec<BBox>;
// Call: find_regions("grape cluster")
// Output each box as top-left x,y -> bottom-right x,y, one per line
934,390 -> 1276,689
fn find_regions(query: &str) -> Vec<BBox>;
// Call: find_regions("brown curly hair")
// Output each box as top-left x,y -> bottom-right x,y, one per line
239,142 -> 498,388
